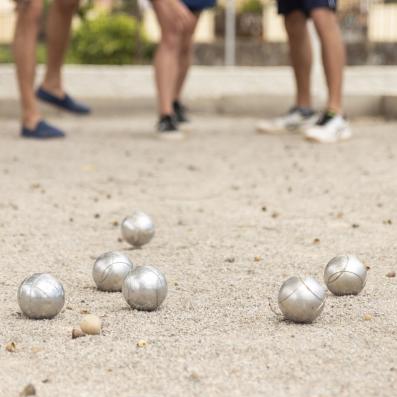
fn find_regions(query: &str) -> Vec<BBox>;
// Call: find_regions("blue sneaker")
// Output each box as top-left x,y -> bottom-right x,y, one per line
36,87 -> 91,115
21,120 -> 65,139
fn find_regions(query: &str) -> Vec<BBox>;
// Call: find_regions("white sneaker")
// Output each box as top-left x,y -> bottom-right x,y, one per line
256,107 -> 317,134
304,113 -> 352,143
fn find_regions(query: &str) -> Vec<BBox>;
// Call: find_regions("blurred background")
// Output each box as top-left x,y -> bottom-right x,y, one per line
0,0 -> 396,66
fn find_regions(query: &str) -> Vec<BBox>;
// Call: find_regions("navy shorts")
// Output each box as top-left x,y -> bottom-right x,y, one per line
182,0 -> 216,12
277,0 -> 337,16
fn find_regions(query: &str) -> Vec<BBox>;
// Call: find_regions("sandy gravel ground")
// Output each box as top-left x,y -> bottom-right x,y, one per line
0,115 -> 396,397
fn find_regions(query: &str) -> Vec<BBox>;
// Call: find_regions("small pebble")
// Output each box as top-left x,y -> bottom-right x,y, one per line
386,271 -> 396,278
254,256 -> 262,262
137,340 -> 147,348
72,327 -> 86,339
189,371 -> 200,382
363,314 -> 373,321
80,315 -> 101,335
19,384 -> 36,396
5,341 -> 16,352
313,238 -> 320,244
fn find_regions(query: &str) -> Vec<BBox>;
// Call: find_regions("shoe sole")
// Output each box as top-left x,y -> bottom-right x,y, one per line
305,131 -> 352,143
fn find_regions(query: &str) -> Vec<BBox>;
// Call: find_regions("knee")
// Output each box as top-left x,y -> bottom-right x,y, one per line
161,30 -> 181,52
56,0 -> 80,13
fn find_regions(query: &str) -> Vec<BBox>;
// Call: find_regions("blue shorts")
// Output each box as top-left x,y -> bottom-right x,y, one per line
277,0 -> 337,16
182,0 -> 216,12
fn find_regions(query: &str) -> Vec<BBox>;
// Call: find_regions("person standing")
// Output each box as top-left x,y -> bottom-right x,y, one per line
151,0 -> 216,139
257,0 -> 351,143
14,0 -> 90,139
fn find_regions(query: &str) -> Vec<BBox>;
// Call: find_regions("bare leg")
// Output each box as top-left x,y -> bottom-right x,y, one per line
13,0 -> 44,129
174,13 -> 200,102
284,11 -> 312,108
42,0 -> 80,98
153,1 -> 182,116
311,8 -> 345,113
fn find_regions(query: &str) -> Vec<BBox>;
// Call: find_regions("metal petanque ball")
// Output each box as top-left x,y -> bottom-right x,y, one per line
324,255 -> 367,296
93,251 -> 134,292
278,276 -> 326,323
18,273 -> 65,319
122,265 -> 167,311
121,211 -> 155,248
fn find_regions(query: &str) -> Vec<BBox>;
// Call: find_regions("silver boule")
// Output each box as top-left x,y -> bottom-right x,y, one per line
278,276 -> 326,323
18,273 -> 65,319
324,255 -> 367,295
122,265 -> 167,311
121,211 -> 155,247
93,251 -> 134,292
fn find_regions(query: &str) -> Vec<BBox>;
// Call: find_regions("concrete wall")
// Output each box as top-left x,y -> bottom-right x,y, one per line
0,1 -> 15,44
369,4 -> 397,42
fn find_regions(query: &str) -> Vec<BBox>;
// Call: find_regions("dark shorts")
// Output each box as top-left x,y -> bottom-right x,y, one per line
182,0 -> 216,12
277,0 -> 337,17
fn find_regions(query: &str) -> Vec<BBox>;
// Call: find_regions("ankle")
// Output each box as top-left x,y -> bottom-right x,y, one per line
23,113 -> 41,129
160,114 -> 174,120
326,103 -> 342,114
41,80 -> 64,98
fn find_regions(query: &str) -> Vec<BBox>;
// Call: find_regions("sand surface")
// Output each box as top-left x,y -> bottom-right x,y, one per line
0,115 -> 396,397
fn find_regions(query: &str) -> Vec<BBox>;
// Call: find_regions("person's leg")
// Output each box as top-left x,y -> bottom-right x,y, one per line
13,0 -> 44,129
174,12 -> 200,103
284,10 -> 312,109
310,8 -> 345,113
153,1 -> 183,116
42,0 -> 80,98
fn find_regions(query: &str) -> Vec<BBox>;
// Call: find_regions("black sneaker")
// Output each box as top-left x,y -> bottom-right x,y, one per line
157,115 -> 184,140
173,100 -> 190,123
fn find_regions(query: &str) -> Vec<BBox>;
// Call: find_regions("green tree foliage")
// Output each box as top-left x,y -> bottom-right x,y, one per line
240,0 -> 263,14
70,13 -> 152,65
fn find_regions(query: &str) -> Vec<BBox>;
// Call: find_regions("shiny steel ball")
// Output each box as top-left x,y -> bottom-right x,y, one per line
324,255 -> 367,295
18,273 -> 65,319
121,211 -> 155,247
278,276 -> 326,323
93,251 -> 134,292
122,266 -> 167,311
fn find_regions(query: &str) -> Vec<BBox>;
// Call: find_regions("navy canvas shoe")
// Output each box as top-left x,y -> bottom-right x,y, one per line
36,87 -> 91,114
21,120 -> 65,139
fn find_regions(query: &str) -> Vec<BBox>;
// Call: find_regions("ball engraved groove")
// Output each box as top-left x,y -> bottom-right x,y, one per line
93,251 -> 134,292
324,255 -> 367,295
18,273 -> 65,319
278,276 -> 326,324
122,265 -> 167,311
121,211 -> 155,247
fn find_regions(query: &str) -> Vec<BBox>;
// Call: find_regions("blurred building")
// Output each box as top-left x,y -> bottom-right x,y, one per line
0,0 -> 15,44
0,0 -> 397,58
